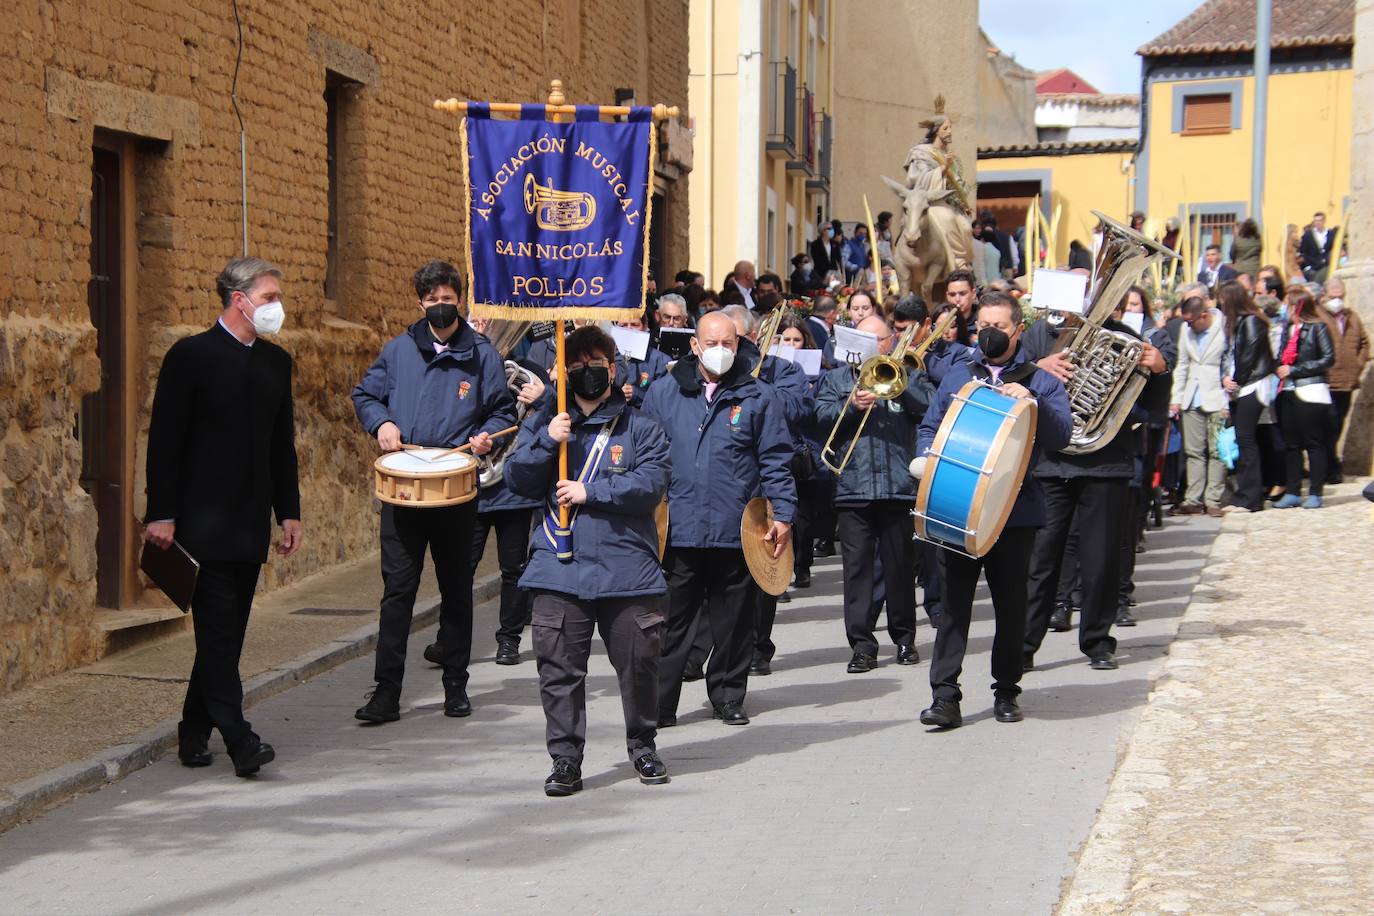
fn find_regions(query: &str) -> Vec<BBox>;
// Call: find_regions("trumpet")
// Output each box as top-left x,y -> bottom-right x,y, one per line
820,310 -> 956,475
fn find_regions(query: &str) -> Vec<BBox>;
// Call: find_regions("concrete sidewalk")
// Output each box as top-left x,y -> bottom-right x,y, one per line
1061,477 -> 1374,913
0,542 -> 502,831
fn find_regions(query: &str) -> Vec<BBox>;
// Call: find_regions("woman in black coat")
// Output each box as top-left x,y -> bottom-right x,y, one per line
1272,290 -> 1336,508
1219,282 -> 1275,511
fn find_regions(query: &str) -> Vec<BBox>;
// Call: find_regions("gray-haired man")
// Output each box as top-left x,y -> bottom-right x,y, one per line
144,256 -> 302,777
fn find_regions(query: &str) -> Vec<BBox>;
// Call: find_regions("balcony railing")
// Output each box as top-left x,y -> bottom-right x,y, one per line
788,85 -> 817,176
807,112 -> 832,193
766,61 -> 797,156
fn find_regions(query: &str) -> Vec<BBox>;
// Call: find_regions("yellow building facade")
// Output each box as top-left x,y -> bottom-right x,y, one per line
1134,0 -> 1354,267
688,0 -> 835,285
976,141 -> 1135,267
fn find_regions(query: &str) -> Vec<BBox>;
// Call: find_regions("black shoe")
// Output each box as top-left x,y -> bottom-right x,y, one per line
1049,603 -> 1073,632
749,654 -> 772,676
423,642 -> 443,666
681,664 -> 704,682
1115,607 -> 1137,627
1327,473 -> 1344,485
919,698 -> 962,728
895,644 -> 919,666
494,638 -> 520,665
177,724 -> 212,768
813,540 -> 834,557
657,713 -> 677,728
777,590 -> 792,604
993,697 -> 1024,723
633,751 -> 669,785
846,652 -> 878,673
1022,651 -> 1035,672
544,759 -> 582,797
229,736 -> 275,777
792,570 -> 812,589
1089,654 -> 1119,670
443,680 -> 472,718
354,683 -> 401,724
712,702 -> 750,725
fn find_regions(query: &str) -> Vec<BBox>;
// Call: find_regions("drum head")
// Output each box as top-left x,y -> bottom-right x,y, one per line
966,386 -> 1037,556
376,449 -> 476,475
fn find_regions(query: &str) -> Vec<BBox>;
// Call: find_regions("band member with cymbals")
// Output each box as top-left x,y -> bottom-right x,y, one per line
643,310 -> 797,727
351,260 -> 517,724
504,326 -> 672,797
917,292 -> 1073,728
816,299 -> 934,673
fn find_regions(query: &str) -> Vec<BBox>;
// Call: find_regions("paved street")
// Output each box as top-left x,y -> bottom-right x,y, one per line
0,516 -> 1217,915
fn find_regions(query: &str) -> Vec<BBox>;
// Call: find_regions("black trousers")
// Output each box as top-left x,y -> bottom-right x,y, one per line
1025,476 -> 1128,661
471,507 -> 534,643
1118,486 -> 1141,607
659,547 -> 755,715
1055,520 -> 1081,609
531,590 -> 662,764
794,478 -> 833,572
836,501 -> 916,655
182,561 -> 262,750
755,586 -> 779,661
376,502 -> 477,691
1277,391 -> 1329,497
1328,389 -> 1354,479
929,527 -> 1036,701
915,537 -> 944,628
1229,392 -> 1265,510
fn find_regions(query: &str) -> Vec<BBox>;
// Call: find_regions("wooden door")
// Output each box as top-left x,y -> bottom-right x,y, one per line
82,141 -> 127,608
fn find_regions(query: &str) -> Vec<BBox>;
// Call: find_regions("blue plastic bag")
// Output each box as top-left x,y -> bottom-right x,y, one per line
1216,424 -> 1240,471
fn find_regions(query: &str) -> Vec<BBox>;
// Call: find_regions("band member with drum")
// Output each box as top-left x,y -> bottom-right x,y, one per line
1019,298 -> 1170,672
916,292 -> 1073,727
504,326 -> 672,796
145,256 -> 301,777
351,260 -> 517,723
643,311 -> 797,727
816,304 -> 933,673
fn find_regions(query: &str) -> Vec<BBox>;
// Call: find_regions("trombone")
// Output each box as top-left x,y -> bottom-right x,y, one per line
820,309 -> 957,474
751,306 -> 789,378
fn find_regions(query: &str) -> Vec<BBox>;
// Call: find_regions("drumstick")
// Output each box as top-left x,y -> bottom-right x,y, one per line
429,425 -> 522,460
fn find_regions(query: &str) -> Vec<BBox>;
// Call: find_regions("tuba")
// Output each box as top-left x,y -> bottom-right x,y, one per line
1055,210 -> 1178,455
523,174 -> 596,231
476,319 -> 537,489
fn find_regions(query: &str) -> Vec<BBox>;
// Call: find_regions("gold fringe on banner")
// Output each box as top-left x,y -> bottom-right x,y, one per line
458,107 -> 656,324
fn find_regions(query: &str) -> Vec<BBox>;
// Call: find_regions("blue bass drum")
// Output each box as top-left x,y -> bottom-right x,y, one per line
915,380 -> 1038,557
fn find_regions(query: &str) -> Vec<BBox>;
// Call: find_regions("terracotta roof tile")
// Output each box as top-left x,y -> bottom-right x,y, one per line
1138,0 -> 1353,57
977,138 -> 1139,158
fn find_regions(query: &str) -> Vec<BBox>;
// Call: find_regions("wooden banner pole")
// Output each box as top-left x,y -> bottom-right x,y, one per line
543,81 -> 573,534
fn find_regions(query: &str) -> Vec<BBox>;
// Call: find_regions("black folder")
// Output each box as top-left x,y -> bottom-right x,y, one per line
139,539 -> 200,614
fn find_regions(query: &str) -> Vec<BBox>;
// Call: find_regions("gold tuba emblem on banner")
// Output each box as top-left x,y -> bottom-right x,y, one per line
523,174 -> 596,231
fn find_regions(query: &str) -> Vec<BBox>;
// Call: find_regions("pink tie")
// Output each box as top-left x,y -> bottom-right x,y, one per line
704,382 -> 719,402
989,365 -> 1004,385
433,342 -> 448,354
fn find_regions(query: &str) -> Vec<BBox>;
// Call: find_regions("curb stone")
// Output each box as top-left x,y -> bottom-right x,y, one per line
0,574 -> 499,834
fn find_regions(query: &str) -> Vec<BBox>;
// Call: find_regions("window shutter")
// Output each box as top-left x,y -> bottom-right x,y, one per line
1182,94 -> 1232,135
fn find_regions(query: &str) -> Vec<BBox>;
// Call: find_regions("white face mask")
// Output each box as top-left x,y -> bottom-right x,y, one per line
699,345 -> 735,376
242,298 -> 285,335
1325,297 -> 1345,313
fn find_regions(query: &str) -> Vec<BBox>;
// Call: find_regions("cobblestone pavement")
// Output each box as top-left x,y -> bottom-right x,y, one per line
1062,479 -> 1374,914
0,515 -> 1218,915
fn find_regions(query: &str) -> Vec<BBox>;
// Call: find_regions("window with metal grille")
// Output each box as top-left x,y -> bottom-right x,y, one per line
1181,93 -> 1232,135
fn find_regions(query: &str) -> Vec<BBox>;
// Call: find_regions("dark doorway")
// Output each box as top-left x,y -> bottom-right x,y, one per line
81,138 -> 128,608
975,179 -> 1044,238
648,190 -> 667,289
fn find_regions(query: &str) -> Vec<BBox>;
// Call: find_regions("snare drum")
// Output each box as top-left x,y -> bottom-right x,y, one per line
914,381 -> 1037,557
373,449 -> 478,508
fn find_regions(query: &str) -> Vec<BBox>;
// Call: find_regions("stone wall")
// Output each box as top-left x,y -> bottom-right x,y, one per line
0,0 -> 690,692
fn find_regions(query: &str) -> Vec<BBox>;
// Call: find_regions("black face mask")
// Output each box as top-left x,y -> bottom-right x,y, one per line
425,301 -> 460,331
569,365 -> 611,401
978,326 -> 1012,361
